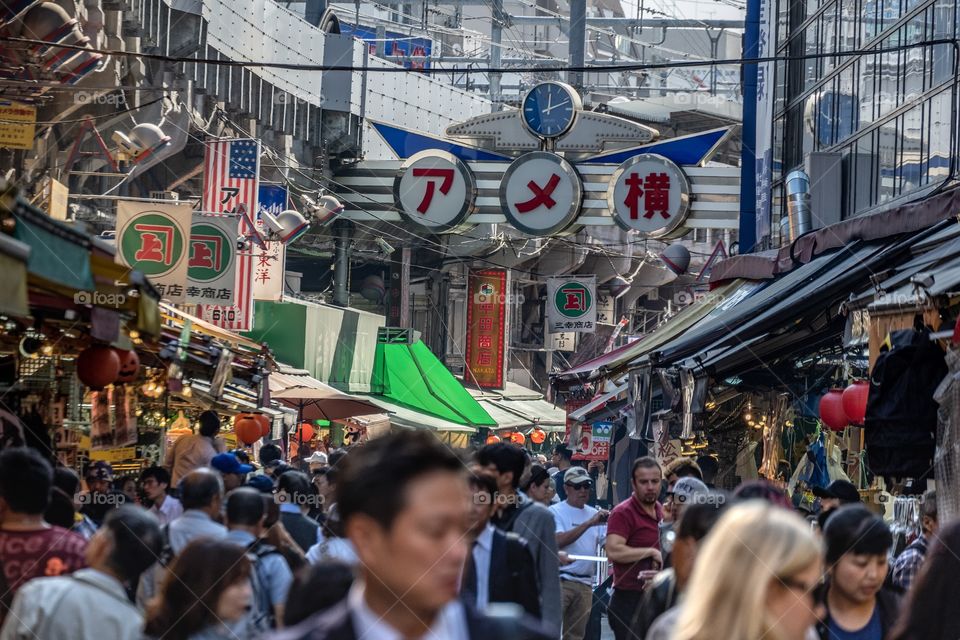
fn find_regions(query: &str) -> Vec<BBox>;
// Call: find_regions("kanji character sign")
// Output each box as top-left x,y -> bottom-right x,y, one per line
609,154 -> 690,236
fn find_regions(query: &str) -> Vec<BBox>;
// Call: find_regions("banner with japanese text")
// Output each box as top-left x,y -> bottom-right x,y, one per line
464,269 -> 507,389
115,200 -> 193,302
253,184 -> 287,301
187,213 -> 239,306
546,275 -> 597,333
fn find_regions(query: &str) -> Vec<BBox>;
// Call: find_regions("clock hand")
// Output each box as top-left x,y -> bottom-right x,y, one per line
547,91 -> 552,113
544,99 -> 571,114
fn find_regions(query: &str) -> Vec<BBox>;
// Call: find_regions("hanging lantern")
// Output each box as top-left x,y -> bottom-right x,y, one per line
234,414 -> 262,445
486,434 -> 501,444
254,414 -> 271,438
818,388 -> 849,432
530,427 -> 546,444
296,422 -> 315,442
114,349 -> 140,383
510,431 -> 526,445
76,344 -> 121,390
841,380 -> 869,426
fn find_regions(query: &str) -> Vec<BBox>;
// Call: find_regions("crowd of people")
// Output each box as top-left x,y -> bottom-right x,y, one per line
0,414 -> 955,640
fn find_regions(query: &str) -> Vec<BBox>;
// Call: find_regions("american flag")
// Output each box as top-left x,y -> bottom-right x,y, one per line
200,138 -> 260,331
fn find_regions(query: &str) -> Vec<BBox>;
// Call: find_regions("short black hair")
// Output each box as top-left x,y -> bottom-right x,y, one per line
477,443 -> 526,489
632,456 -> 662,479
675,494 -> 730,541
327,449 -> 347,468
468,472 -> 498,499
337,430 -> 464,530
140,466 -> 171,487
52,466 -> 80,496
178,469 -> 223,510
102,506 -> 163,582
313,467 -> 338,484
198,410 -> 220,437
277,470 -> 312,502
824,504 -> 893,565
0,447 -> 53,514
553,444 -> 573,461
521,464 -> 551,491
226,487 -> 265,526
45,488 -> 77,529
283,561 -> 355,627
258,443 -> 282,465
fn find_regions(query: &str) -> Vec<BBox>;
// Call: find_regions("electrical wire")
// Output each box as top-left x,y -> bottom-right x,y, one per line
0,96 -> 164,126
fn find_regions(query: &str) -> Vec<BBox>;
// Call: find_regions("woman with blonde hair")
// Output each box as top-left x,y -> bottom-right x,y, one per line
668,501 -> 824,640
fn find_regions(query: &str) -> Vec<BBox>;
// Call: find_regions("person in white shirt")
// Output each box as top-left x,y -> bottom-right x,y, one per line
550,467 -> 608,640
140,466 -> 183,526
0,506 -> 163,640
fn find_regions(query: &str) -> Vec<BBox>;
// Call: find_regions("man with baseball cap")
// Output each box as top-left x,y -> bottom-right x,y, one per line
81,462 -> 127,527
813,479 -> 861,529
659,476 -> 708,568
550,466 -> 608,640
211,452 -> 254,492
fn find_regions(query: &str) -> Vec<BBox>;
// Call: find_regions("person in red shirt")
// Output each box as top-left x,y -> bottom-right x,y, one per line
0,448 -> 87,624
605,456 -> 663,640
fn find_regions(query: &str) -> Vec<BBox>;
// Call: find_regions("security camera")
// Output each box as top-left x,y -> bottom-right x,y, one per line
910,272 -> 935,290
375,237 -> 394,256
236,236 -> 251,251
303,194 -> 344,224
112,123 -> 171,162
260,209 -> 309,244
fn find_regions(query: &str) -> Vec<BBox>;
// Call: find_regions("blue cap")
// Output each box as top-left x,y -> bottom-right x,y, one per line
245,474 -> 274,493
211,452 -> 253,475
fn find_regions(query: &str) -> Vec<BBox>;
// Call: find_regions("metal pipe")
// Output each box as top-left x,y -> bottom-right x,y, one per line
569,0 -> 586,90
783,170 -> 812,243
508,17 -> 743,28
489,0 -> 503,105
333,220 -> 352,307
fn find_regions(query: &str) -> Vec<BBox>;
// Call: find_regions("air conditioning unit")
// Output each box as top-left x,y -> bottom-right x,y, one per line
149,191 -> 178,201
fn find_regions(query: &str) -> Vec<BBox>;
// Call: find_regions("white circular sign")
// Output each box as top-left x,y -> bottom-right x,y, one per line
394,150 -> 476,232
607,154 -> 691,237
500,152 -> 583,236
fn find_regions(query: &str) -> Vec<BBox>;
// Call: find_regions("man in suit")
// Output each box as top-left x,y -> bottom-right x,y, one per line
270,431 -> 551,640
462,472 -> 541,618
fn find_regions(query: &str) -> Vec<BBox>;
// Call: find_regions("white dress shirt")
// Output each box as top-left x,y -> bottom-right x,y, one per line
149,494 -> 184,526
471,523 -> 495,611
349,580 -> 470,640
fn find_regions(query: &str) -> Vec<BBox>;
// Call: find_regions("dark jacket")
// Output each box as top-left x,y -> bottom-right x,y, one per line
630,569 -> 678,639
816,585 -> 902,640
489,528 -> 542,619
267,597 -> 553,640
280,510 -> 320,553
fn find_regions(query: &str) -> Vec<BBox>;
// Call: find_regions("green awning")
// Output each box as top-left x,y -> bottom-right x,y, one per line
370,332 -> 495,427
13,206 -> 94,291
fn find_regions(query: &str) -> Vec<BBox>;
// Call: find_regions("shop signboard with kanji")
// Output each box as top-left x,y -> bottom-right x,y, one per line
500,151 -> 583,235
187,213 -> 238,305
573,421 -> 613,461
253,184 -> 287,301
115,200 -> 193,302
546,275 -> 597,333
464,269 -> 508,388
394,150 -> 476,232
607,154 -> 691,237
0,100 -> 36,149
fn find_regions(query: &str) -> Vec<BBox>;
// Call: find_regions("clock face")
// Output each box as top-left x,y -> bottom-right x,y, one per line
522,82 -> 579,138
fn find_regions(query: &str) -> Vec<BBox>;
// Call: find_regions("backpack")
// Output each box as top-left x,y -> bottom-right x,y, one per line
245,539 -> 285,632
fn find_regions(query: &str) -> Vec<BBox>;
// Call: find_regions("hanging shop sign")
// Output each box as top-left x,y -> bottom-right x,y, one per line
198,138 -> 260,331
500,152 -> 583,236
607,154 -> 691,237
0,100 -> 36,149
253,184 -> 287,301
596,291 -> 616,325
547,275 -> 597,333
187,213 -> 239,306
573,421 -> 613,461
464,269 -> 508,388
116,200 -> 193,302
549,331 -> 576,351
394,150 -> 476,232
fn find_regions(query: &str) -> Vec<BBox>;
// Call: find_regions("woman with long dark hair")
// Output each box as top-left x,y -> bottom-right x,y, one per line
521,464 -> 556,505
144,539 -> 253,640
888,519 -> 960,640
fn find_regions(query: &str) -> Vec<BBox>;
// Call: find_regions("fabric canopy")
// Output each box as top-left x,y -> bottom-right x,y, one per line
12,203 -> 94,292
272,385 -> 382,421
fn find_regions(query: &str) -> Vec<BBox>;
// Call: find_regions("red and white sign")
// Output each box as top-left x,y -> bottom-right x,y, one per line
394,150 -> 476,232
464,269 -> 507,388
197,138 -> 260,331
500,151 -> 582,236
607,154 -> 690,237
572,421 -> 612,461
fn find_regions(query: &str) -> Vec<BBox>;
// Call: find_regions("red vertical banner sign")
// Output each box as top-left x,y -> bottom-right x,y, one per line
197,138 -> 260,331
464,269 -> 507,389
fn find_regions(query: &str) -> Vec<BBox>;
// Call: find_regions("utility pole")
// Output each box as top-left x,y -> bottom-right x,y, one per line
332,220 -> 352,307
489,0 -> 503,106
569,0 -> 586,91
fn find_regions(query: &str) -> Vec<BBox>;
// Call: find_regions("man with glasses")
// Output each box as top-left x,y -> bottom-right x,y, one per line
139,466 -> 182,526
550,467 -> 608,640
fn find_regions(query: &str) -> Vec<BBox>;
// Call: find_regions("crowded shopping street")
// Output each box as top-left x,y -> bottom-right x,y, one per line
2,0 -> 960,638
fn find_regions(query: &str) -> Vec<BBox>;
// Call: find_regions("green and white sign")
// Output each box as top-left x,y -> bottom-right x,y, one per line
187,213 -> 239,306
115,200 -> 193,302
546,275 -> 597,333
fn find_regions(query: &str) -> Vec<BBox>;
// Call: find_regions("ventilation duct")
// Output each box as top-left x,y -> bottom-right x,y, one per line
782,170 -> 812,243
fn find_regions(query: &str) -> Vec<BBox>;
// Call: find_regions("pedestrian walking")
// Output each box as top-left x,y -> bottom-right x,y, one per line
658,476 -> 708,569
522,465 -> 557,507
269,430 -> 552,640
550,444 -> 574,502
479,442 -> 563,636
144,539 -> 254,640
889,518 -> 960,640
670,501 -> 823,640
165,410 -> 225,487
80,461 -> 127,526
812,480 -> 862,529
139,466 -> 183,526
0,506 -> 162,640
890,489 -> 936,591
816,505 -> 900,640
605,457 -> 663,640
0,448 -> 86,624
276,470 -> 321,553
47,467 -> 97,539
305,511 -> 358,566
212,451 -> 254,492
282,561 -> 354,626
168,468 -> 227,552
551,467 -> 608,640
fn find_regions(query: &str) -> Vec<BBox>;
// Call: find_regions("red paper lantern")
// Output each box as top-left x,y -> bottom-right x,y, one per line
76,344 -> 120,390
114,349 -> 140,383
510,431 -> 526,445
819,388 -> 850,432
486,434 -> 501,444
296,422 -> 315,442
234,414 -> 262,445
254,414 -> 271,438
530,427 -> 546,445
841,380 -> 869,426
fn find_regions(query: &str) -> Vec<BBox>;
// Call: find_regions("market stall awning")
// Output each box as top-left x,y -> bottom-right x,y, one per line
467,382 -> 567,432
366,396 -> 477,433
568,380 -> 629,422
272,385 -> 382,421
369,329 -> 496,428
12,199 -> 94,292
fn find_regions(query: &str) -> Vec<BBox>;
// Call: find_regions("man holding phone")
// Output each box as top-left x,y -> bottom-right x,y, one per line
550,467 -> 609,640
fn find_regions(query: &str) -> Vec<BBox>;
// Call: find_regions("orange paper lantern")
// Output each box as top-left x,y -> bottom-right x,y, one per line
234,414 -> 262,445
77,344 -> 120,390
510,431 -> 526,445
114,349 -> 140,383
254,414 -> 271,438
530,427 -> 546,444
296,422 -> 315,442
485,434 -> 501,444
